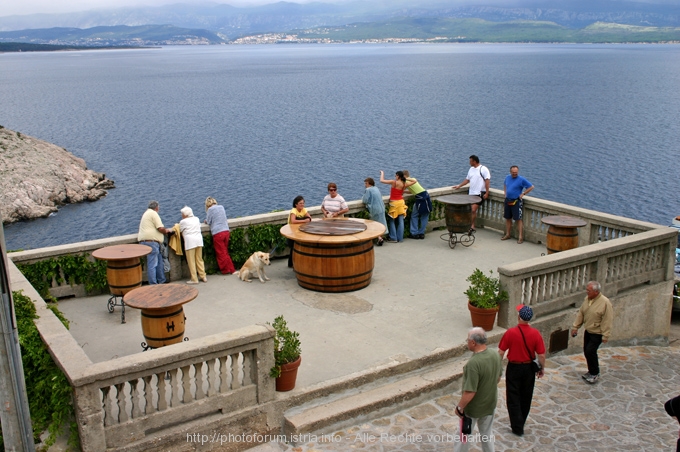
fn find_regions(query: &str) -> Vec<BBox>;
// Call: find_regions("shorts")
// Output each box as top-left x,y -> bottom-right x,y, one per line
471,191 -> 486,207
504,198 -> 523,221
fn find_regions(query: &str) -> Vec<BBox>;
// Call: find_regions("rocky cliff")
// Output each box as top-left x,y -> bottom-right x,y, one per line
0,126 -> 114,224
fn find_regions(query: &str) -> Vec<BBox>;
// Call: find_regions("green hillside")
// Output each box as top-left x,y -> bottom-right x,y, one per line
296,17 -> 680,43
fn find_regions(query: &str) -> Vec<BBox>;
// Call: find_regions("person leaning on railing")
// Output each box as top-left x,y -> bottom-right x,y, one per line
204,196 -> 236,275
137,200 -> 174,285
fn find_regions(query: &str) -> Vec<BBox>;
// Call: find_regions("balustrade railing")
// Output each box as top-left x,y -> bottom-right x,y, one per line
72,327 -> 274,448
497,228 -> 675,327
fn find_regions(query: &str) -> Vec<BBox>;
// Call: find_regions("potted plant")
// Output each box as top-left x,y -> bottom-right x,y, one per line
268,315 -> 302,391
464,268 -> 508,331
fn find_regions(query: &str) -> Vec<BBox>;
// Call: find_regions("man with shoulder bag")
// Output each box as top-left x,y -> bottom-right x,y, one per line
498,305 -> 546,437
454,327 -> 502,452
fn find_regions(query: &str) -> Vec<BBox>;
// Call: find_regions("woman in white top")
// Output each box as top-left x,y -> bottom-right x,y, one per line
321,182 -> 349,218
179,206 -> 207,284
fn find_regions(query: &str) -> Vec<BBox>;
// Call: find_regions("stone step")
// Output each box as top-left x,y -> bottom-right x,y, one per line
283,358 -> 467,441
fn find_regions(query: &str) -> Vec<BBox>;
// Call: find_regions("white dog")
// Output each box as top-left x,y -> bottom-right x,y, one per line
236,251 -> 271,283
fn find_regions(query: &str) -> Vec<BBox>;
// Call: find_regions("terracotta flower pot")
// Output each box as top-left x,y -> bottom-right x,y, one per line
275,356 -> 301,392
468,302 -> 499,332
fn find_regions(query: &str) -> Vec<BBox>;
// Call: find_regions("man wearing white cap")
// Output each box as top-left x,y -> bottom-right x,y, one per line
498,304 -> 545,437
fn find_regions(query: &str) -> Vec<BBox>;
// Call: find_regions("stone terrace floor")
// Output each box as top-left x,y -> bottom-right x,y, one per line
57,227 -> 544,388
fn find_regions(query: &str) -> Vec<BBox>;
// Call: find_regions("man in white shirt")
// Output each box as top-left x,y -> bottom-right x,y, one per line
453,155 -> 491,232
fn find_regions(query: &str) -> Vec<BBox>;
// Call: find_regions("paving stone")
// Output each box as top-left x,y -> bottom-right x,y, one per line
270,346 -> 680,451
406,404 -> 440,420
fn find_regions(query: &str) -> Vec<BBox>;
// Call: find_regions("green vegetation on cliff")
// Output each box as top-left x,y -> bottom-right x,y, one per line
297,18 -> 680,43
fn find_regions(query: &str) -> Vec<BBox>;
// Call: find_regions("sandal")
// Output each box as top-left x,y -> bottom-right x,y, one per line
500,235 -> 511,241
517,238 -> 524,244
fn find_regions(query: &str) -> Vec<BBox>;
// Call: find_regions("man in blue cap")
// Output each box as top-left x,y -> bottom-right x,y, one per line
498,304 -> 546,437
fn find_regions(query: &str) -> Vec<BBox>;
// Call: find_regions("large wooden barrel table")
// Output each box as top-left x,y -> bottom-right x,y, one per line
437,194 -> 482,249
92,244 -> 152,323
280,218 -> 386,293
123,283 -> 198,350
541,215 -> 587,254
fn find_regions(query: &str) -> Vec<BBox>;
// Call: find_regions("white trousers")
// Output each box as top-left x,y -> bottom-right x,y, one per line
453,412 -> 495,452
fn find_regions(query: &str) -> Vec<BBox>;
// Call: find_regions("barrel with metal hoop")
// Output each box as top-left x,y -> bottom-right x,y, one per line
92,244 -> 152,323
293,239 -> 374,292
280,218 -> 386,293
436,194 -> 482,249
123,284 -> 198,350
541,215 -> 587,254
140,305 -> 186,348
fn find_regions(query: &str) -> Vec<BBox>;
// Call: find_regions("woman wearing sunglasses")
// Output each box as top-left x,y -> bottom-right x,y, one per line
321,182 -> 349,218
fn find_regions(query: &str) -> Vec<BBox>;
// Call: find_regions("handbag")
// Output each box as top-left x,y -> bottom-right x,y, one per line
456,405 -> 473,435
461,414 -> 472,435
518,326 -> 541,373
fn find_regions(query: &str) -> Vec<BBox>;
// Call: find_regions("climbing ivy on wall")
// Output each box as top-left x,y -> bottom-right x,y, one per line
230,224 -> 288,269
10,291 -> 79,450
16,254 -> 108,300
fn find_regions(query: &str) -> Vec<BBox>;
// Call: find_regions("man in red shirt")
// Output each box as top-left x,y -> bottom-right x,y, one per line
498,305 -> 546,437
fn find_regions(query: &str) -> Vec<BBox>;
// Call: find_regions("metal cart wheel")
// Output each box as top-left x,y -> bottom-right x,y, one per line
461,233 -> 475,247
449,233 -> 458,249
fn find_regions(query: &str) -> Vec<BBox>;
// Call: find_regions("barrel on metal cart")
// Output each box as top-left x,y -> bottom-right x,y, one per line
293,240 -> 374,292
106,258 -> 143,296
445,204 -> 473,234
140,306 -> 186,348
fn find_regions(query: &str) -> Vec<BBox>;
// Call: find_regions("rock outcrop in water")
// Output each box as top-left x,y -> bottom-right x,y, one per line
0,126 -> 114,224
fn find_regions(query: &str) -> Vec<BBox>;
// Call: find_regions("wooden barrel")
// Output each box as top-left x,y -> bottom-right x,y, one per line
293,240 -> 374,292
445,204 -> 473,234
546,225 -> 579,254
140,306 -> 186,348
106,258 -> 143,296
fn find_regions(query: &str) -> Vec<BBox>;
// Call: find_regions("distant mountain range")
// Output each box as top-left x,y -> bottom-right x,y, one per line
0,0 -> 679,47
1,0 -> 679,39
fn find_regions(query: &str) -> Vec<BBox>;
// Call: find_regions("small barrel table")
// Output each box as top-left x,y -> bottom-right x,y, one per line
280,218 -> 386,293
541,215 -> 587,254
437,194 -> 482,249
92,244 -> 152,323
123,283 -> 198,350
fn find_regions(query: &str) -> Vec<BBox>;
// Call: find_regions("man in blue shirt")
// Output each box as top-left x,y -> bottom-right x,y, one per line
501,166 -> 534,244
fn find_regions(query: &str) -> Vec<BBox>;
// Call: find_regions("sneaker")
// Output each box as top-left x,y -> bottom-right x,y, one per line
585,374 -> 599,384
581,373 -> 592,380
186,280 -> 199,285
386,238 -> 398,243
407,235 -> 419,239
418,234 -> 425,239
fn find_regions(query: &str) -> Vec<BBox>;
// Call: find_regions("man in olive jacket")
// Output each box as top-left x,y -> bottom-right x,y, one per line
571,281 -> 614,384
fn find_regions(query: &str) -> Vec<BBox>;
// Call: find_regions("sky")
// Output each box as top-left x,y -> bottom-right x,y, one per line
0,0 -> 675,18
1,0 -> 299,17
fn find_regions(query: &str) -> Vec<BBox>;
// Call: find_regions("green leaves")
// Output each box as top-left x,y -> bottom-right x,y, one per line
464,269 -> 508,309
268,315 -> 301,378
17,254 -> 108,300
12,291 -> 78,449
223,224 -> 288,272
